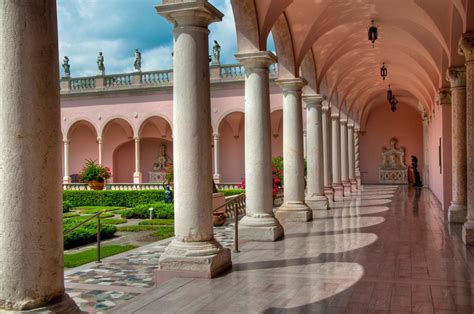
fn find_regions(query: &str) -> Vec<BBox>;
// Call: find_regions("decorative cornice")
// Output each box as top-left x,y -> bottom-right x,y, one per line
458,32 -> 474,63
446,66 -> 466,88
437,88 -> 451,105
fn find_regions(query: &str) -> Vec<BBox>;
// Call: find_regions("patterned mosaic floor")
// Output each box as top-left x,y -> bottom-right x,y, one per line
65,224 -> 236,313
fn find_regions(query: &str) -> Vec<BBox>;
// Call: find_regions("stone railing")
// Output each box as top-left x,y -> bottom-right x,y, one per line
69,77 -> 96,90
216,183 -> 241,190
141,70 -> 173,85
64,182 -> 241,191
223,194 -> 246,219
219,64 -> 245,79
105,73 -> 133,87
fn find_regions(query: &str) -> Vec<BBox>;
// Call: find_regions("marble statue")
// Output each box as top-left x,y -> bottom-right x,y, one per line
164,185 -> 173,203
149,144 -> 171,183
62,56 -> 70,78
379,138 -> 408,184
212,40 -> 221,65
134,49 -> 141,72
97,52 -> 105,75
411,155 -> 423,187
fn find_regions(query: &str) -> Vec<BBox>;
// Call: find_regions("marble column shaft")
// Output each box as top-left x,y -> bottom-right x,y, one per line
304,95 -> 328,210
0,0 -> 79,311
322,104 -> 334,200
213,133 -> 221,182
340,119 -> 351,195
235,51 -> 283,240
447,66 -> 467,223
331,112 -> 344,201
63,140 -> 71,183
422,116 -> 430,188
98,137 -> 103,164
133,137 -> 142,183
355,128 -> 361,186
348,123 -> 357,191
156,1 -> 231,275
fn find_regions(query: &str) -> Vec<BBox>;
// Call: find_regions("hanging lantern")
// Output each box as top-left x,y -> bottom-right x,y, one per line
390,96 -> 398,112
387,84 -> 393,101
380,63 -> 387,80
368,20 -> 378,47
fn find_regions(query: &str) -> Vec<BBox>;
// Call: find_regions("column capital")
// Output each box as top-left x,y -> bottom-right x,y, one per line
212,132 -> 220,139
322,104 -> 330,113
438,88 -> 451,105
347,123 -> 355,129
134,136 -> 140,143
340,119 -> 348,125
275,77 -> 307,93
331,112 -> 340,120
446,66 -> 466,88
235,51 -> 277,70
302,94 -> 323,108
97,137 -> 103,144
155,1 -> 223,28
458,32 -> 474,63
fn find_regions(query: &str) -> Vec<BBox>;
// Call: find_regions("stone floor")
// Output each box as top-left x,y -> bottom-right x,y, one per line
68,186 -> 474,313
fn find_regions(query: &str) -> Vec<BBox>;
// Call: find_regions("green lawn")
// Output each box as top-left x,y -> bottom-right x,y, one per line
64,245 -> 136,268
117,225 -> 175,240
74,206 -> 127,214
117,225 -> 161,232
138,219 -> 174,226
153,226 -> 174,240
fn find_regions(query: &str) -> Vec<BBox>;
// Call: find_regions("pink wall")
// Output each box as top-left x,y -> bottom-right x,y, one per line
69,124 -> 99,178
220,120 -> 245,182
360,103 -> 423,184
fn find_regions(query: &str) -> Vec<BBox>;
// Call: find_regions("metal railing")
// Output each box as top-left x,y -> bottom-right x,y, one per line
64,211 -> 106,263
213,193 -> 245,253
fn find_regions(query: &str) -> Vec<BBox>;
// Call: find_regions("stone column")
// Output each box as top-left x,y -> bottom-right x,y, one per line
303,129 -> 307,159
235,51 -> 283,240
340,119 -> 351,195
63,140 -> 71,184
133,137 -> 142,183
354,127 -> 361,187
0,0 -> 80,311
156,2 -> 231,276
213,133 -> 221,183
322,104 -> 334,201
97,137 -> 103,164
304,95 -> 328,210
459,33 -> 474,244
422,115 -> 430,188
331,112 -> 344,201
446,66 -> 467,223
348,123 -> 357,192
275,78 -> 312,222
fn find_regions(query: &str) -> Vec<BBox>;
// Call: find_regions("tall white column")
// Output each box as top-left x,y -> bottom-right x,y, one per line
331,112 -> 344,201
213,133 -> 221,183
348,123 -> 357,192
275,78 -> 312,222
97,137 -> 103,164
63,140 -> 71,184
303,129 -> 307,159
0,0 -> 79,311
459,33 -> 474,244
235,51 -> 283,240
322,104 -> 334,201
340,119 -> 351,196
446,66 -> 467,223
304,95 -> 328,210
354,127 -> 361,187
156,2 -> 231,276
422,115 -> 430,188
133,137 -> 142,183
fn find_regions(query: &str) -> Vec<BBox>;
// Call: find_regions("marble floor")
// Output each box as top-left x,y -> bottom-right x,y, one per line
109,186 -> 474,313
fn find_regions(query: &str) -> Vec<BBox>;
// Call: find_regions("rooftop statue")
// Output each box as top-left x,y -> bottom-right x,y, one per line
97,52 -> 105,75
62,56 -> 70,78
134,49 -> 141,72
212,40 -> 221,65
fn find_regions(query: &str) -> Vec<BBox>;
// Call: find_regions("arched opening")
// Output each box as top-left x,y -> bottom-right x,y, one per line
68,120 -> 99,182
218,111 -> 244,182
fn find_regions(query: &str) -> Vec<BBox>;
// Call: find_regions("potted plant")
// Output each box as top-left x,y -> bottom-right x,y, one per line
79,159 -> 112,190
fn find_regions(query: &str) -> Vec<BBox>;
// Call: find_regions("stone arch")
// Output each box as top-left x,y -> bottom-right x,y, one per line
138,115 -> 173,140
100,115 -> 136,139
67,119 -> 100,181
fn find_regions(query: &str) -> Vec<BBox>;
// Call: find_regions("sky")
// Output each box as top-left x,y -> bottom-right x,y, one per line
57,0 -> 275,77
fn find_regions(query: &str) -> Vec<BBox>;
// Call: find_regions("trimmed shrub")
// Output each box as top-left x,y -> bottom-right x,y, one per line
64,218 -> 116,249
63,190 -> 165,208
63,200 -> 74,213
121,201 -> 174,219
220,189 -> 244,197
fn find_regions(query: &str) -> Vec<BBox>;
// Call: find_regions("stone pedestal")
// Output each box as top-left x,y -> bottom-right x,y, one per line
0,0 -> 80,312
235,51 -> 283,240
276,78 -> 312,221
331,113 -> 344,201
446,66 -> 467,223
156,1 -> 231,275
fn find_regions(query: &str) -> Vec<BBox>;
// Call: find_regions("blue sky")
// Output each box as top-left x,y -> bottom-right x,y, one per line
57,0 -> 275,77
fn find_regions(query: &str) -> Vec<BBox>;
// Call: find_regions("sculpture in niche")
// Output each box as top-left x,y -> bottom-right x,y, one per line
149,144 -> 171,183
379,138 -> 408,184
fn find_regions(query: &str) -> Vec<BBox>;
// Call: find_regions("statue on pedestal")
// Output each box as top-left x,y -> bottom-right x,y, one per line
149,144 -> 171,183
411,155 -> 423,187
212,40 -> 221,65
134,49 -> 141,72
164,185 -> 173,203
97,52 -> 105,75
62,56 -> 70,78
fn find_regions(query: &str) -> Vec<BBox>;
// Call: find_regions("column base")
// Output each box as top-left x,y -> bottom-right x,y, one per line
63,176 -> 71,184
276,201 -> 313,221
462,220 -> 474,245
305,194 -> 328,210
448,203 -> 467,223
133,172 -> 142,184
1,294 -> 81,313
158,239 -> 231,278
350,179 -> 358,192
238,214 -> 284,241
342,181 -> 352,196
324,186 -> 334,202
332,184 -> 344,202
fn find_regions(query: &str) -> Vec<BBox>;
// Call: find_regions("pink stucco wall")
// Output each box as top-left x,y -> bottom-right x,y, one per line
69,124 -> 99,177
359,103 -> 423,184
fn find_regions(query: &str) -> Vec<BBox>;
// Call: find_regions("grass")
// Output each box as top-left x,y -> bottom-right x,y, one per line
152,226 -> 174,240
117,225 -> 161,232
74,206 -> 127,214
64,244 -> 136,268
138,219 -> 174,226
101,218 -> 127,225
63,213 -> 117,222
63,212 -> 80,218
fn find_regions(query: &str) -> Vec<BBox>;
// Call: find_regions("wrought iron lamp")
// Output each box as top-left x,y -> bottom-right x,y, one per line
368,20 -> 378,47
390,96 -> 398,112
387,84 -> 393,101
380,63 -> 387,80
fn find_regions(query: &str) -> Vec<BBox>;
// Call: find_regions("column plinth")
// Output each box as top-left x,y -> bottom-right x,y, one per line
275,78 -> 312,221
459,32 -> 474,243
0,0 -> 79,311
331,112 -> 344,201
340,119 -> 351,196
446,66 -> 467,223
235,51 -> 283,240
322,104 -> 334,201
304,95 -> 328,210
156,2 -> 231,275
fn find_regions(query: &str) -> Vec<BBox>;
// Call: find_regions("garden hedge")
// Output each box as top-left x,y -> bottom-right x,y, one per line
121,201 -> 174,219
63,190 -> 165,207
64,218 -> 117,249
220,189 -> 244,196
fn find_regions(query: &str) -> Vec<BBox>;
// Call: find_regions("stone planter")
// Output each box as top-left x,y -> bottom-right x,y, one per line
212,192 -> 226,226
87,180 -> 105,190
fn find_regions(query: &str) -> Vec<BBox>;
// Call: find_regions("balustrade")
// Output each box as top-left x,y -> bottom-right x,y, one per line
104,73 -> 133,87
70,77 -> 96,90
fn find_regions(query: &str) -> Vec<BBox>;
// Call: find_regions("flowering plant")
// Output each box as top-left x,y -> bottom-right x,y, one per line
238,157 -> 284,198
165,163 -> 173,185
79,159 -> 112,183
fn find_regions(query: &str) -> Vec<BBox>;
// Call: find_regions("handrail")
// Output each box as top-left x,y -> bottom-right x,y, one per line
212,193 -> 245,253
64,210 -> 106,263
